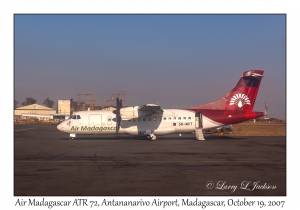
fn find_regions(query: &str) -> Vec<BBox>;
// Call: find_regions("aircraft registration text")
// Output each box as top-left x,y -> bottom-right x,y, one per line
178,122 -> 193,126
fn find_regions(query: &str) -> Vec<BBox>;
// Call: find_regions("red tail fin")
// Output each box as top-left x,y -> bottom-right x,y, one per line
189,70 -> 264,112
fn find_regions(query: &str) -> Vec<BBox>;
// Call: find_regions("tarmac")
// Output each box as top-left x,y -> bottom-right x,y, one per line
14,124 -> 286,196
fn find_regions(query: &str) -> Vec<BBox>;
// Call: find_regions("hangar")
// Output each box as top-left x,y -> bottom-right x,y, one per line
14,104 -> 56,116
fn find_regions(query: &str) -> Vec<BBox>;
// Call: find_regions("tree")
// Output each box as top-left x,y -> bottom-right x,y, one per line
94,105 -> 102,110
72,101 -> 78,111
21,97 -> 37,106
43,97 -> 55,108
14,100 -> 19,109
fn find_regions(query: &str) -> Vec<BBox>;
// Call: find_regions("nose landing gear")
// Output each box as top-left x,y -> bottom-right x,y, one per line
69,133 -> 76,140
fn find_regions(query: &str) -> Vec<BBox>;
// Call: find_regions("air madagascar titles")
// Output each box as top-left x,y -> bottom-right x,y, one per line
27,199 -> 71,208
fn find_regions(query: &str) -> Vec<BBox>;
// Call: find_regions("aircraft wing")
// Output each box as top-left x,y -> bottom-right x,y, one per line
138,104 -> 163,114
119,104 -> 163,120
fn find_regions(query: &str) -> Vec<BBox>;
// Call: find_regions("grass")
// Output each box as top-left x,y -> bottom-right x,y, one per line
229,122 -> 286,136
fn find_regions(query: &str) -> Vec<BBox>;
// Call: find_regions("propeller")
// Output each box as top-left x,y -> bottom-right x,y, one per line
114,97 -> 122,134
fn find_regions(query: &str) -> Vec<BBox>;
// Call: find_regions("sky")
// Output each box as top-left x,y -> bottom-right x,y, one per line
14,14 -> 286,119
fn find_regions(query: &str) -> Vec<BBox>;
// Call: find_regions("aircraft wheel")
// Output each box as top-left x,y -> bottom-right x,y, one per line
151,135 -> 157,141
70,134 -> 76,140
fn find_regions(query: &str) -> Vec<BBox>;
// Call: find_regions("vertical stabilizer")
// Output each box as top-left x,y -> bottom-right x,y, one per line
189,70 -> 264,113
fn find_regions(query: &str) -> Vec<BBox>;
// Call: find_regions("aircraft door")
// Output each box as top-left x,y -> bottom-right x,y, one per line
89,114 -> 102,127
195,112 -> 203,129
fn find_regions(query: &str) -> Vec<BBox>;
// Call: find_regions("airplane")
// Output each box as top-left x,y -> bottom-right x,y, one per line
57,70 -> 264,140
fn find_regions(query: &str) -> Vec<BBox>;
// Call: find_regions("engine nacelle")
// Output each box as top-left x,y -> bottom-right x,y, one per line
120,106 -> 159,120
120,106 -> 139,120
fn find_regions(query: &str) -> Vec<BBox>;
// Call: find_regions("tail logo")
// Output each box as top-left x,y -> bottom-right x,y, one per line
229,93 -> 251,108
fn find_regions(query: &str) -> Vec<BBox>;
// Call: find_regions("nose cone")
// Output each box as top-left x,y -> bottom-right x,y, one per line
57,122 -> 64,131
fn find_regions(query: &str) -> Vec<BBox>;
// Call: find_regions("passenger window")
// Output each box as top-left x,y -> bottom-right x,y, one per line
158,117 -> 161,121
138,118 -> 141,122
168,117 -> 171,120
183,117 -> 186,120
153,117 -> 157,121
148,117 -> 151,121
163,117 -> 166,120
77,115 -> 81,119
143,118 -> 146,121
173,117 -> 176,120
178,117 -> 181,120
188,117 -> 191,120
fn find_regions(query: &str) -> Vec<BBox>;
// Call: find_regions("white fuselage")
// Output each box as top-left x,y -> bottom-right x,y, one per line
57,109 -> 223,137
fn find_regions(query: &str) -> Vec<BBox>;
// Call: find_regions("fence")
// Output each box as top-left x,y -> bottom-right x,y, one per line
14,116 -> 63,124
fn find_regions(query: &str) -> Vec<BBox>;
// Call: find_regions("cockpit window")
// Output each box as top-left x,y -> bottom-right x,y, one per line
69,115 -> 80,120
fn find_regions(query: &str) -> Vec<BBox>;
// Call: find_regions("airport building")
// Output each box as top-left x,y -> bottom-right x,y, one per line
14,104 -> 56,116
102,106 -> 116,111
57,99 -> 72,115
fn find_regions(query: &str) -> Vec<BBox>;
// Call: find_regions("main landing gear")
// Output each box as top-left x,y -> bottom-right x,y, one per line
147,134 -> 157,141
